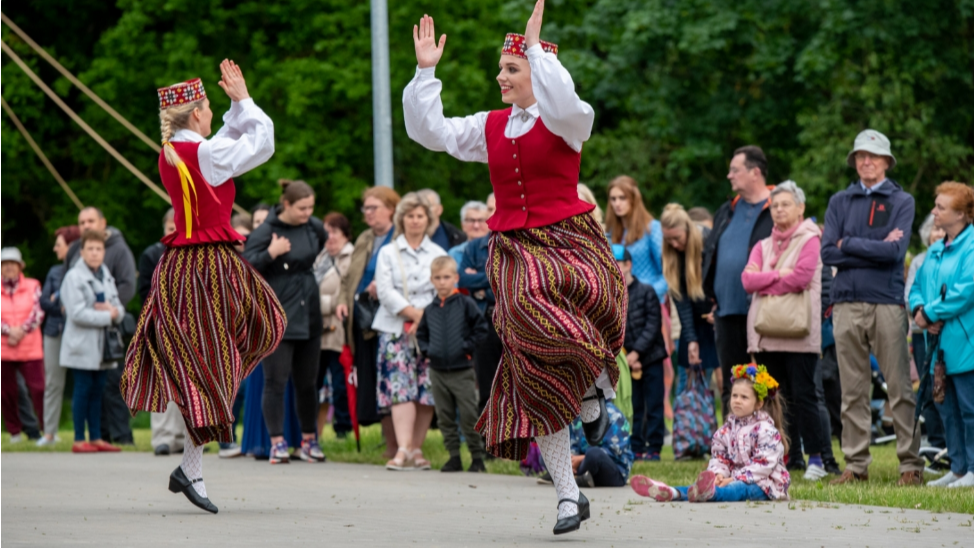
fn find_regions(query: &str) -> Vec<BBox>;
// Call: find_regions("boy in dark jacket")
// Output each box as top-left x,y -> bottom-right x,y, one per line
615,245 -> 668,461
416,256 -> 489,472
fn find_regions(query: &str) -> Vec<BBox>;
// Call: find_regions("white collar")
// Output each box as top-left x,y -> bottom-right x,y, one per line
396,234 -> 431,252
860,178 -> 887,193
511,102 -> 540,122
171,128 -> 205,143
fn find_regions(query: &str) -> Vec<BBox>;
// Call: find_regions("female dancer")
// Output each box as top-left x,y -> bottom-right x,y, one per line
404,0 -> 626,534
122,60 -> 286,514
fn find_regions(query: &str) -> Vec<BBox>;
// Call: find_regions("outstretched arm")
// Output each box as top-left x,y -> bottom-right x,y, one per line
199,60 -> 275,186
403,15 -> 488,163
524,0 -> 594,152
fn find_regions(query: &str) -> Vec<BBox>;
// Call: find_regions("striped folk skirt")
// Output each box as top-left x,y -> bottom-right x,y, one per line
121,244 -> 286,445
476,213 -> 627,459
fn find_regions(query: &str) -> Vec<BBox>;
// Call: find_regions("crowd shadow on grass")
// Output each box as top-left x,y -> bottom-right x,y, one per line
3,427 -> 972,514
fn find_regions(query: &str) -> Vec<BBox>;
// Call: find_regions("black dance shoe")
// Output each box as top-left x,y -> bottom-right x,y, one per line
168,466 -> 218,514
553,492 -> 590,535
581,388 -> 609,446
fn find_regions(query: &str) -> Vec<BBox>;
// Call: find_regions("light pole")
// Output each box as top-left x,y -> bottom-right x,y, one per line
370,0 -> 394,188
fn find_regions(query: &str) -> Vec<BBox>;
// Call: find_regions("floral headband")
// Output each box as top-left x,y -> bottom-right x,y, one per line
732,364 -> 779,402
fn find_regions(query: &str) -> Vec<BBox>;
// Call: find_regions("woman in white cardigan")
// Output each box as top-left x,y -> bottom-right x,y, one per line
373,192 -> 447,470
59,230 -> 125,453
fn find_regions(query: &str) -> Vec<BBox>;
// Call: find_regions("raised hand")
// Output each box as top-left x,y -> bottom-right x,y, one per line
413,14 -> 447,69
218,59 -> 250,102
524,0 -> 544,48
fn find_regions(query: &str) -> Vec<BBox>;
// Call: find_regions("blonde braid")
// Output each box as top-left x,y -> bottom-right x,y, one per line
159,100 -> 204,167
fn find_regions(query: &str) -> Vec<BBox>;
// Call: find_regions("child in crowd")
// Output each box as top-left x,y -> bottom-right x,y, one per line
615,245 -> 668,461
416,256 -> 490,472
631,364 -> 791,502
568,400 -> 634,488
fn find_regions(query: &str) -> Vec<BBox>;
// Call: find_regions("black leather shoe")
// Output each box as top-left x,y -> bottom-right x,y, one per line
168,466 -> 218,514
467,458 -> 487,473
441,456 -> 463,472
154,444 -> 171,456
552,492 -> 590,535
575,471 -> 595,489
581,388 -> 609,446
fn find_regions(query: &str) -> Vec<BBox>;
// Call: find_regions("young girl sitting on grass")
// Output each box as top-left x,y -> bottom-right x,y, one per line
631,364 -> 791,502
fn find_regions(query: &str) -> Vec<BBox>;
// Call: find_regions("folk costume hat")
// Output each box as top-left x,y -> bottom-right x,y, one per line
731,364 -> 779,402
501,33 -> 558,58
158,78 -> 206,110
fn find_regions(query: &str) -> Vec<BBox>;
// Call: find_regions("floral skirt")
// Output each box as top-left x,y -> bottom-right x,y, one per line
122,243 -> 286,445
376,332 -> 434,409
476,213 -> 627,460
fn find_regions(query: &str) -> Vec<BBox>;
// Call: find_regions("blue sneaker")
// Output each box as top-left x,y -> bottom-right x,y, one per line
269,441 -> 290,464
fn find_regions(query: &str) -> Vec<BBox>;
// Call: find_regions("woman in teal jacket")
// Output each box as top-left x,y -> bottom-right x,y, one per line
909,182 -> 974,489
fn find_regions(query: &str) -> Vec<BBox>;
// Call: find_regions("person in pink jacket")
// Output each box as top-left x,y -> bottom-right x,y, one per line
1,247 -> 46,443
741,180 -> 830,482
630,363 -> 791,502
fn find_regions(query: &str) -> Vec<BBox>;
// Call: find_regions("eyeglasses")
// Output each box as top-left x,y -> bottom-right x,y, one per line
463,218 -> 487,225
361,206 -> 380,214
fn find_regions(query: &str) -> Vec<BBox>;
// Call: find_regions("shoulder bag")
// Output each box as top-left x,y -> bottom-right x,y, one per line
753,237 -> 811,339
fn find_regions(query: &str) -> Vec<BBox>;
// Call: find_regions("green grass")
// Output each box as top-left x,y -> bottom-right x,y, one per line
4,425 -> 971,515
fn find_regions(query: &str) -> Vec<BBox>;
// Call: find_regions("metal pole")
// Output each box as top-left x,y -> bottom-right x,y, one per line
371,0 -> 394,188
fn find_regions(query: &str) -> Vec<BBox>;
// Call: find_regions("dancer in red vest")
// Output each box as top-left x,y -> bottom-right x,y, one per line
404,0 -> 626,535
122,60 -> 286,514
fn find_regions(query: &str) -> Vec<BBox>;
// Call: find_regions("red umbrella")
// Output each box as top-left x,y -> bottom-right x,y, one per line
339,345 -> 361,452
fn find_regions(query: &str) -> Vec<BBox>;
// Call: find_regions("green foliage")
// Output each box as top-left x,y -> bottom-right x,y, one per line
3,0 -> 973,295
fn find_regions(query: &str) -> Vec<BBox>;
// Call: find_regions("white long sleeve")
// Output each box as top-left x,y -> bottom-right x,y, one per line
403,67 -> 489,163
526,44 -> 594,151
402,46 -> 594,157
171,98 -> 275,187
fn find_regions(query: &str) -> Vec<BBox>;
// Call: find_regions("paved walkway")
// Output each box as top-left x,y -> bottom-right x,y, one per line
2,453 -> 971,547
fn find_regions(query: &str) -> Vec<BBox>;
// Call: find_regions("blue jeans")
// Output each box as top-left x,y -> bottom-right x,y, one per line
675,481 -> 769,502
73,369 -> 108,442
631,359 -> 665,454
935,370 -> 974,475
577,447 -> 627,487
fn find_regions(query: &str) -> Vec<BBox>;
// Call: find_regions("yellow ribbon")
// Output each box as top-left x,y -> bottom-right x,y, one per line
165,142 -> 198,239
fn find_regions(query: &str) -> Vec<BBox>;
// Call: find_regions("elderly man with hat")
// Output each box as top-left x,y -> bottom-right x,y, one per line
1,247 -> 46,443
821,129 -> 923,486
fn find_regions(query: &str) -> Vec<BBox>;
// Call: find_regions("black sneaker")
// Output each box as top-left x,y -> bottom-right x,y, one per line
575,471 -> 595,489
823,457 -> 842,476
467,458 -> 487,473
154,444 -> 171,456
441,456 -> 463,472
786,458 -> 807,472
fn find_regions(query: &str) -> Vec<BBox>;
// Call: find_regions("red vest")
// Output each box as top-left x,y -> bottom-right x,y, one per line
158,141 -> 243,247
484,108 -> 594,232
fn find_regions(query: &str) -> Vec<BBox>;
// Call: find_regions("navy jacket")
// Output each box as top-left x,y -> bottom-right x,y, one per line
624,278 -> 668,365
457,235 -> 495,313
416,291 -> 489,371
40,264 -> 66,337
821,179 -> 915,305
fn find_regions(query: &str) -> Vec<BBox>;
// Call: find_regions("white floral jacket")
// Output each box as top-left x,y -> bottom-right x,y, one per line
706,410 -> 791,500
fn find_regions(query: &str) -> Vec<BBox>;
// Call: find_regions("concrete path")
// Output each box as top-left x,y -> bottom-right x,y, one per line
2,453 -> 971,547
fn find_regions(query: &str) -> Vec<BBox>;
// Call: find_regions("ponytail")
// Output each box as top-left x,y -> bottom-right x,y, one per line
159,100 -> 205,167
762,391 -> 790,456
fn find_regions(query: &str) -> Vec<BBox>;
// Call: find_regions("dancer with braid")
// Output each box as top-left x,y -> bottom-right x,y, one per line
404,0 -> 627,534
122,60 -> 286,514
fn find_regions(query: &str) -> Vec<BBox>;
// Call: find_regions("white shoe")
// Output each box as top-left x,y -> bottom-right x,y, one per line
36,436 -> 57,447
946,472 -> 974,488
928,472 -> 963,487
8,434 -> 24,444
803,464 -> 828,481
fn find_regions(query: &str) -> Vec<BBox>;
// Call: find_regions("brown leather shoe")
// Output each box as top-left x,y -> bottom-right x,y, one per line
897,470 -> 923,486
830,469 -> 868,485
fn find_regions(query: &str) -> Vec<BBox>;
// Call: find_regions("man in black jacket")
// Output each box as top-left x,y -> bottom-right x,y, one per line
418,189 -> 467,252
417,256 -> 489,473
701,146 -> 774,419
616,246 -> 668,461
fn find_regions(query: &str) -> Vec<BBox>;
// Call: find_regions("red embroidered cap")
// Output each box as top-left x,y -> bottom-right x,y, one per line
501,33 -> 558,59
158,78 -> 206,110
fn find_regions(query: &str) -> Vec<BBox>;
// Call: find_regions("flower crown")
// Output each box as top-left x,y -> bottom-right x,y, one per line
731,364 -> 779,402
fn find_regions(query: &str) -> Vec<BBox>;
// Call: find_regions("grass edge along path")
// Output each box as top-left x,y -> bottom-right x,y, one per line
4,424 -> 972,515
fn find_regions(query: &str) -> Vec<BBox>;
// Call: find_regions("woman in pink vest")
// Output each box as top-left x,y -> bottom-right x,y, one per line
403,1 -> 626,535
122,60 -> 286,514
1,247 -> 45,443
741,180 -> 829,482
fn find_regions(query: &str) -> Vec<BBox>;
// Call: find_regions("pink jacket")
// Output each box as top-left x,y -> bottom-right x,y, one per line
1,274 -> 45,361
741,218 -> 822,354
707,410 -> 791,500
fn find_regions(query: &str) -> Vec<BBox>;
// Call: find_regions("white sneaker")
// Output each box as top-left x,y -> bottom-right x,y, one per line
804,464 -> 828,481
946,472 -> 974,488
928,472 -> 963,487
8,434 -> 24,444
36,436 -> 56,447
